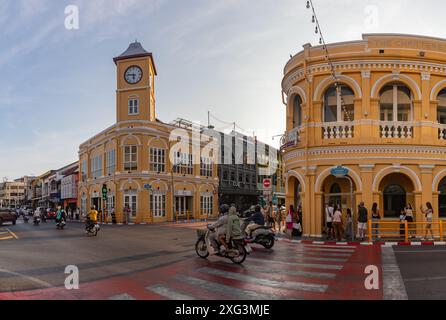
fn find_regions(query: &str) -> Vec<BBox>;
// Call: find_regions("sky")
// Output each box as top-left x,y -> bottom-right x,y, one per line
1,0 -> 446,179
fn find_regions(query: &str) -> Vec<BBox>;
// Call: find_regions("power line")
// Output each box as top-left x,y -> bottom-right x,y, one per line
306,0 -> 352,122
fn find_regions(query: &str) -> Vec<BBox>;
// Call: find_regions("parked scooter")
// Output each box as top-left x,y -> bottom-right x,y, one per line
241,219 -> 275,249
195,224 -> 251,264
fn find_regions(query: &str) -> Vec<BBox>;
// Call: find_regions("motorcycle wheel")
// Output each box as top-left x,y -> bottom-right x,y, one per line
195,238 -> 209,258
262,236 -> 275,249
230,243 -> 247,264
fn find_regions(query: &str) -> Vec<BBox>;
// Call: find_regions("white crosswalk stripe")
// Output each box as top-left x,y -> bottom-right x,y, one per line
108,293 -> 136,300
147,284 -> 196,300
303,244 -> 357,249
198,267 -> 328,293
250,257 -> 344,270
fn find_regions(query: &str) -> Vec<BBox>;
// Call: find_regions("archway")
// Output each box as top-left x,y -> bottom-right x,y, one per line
378,173 -> 415,218
287,176 -> 302,210
438,176 -> 446,218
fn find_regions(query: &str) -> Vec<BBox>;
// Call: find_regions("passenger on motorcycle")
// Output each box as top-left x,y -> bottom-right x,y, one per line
209,204 -> 230,255
244,205 -> 265,240
219,206 -> 243,254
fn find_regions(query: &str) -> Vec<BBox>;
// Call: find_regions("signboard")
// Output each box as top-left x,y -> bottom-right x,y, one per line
330,166 -> 349,178
263,178 -> 272,190
144,184 -> 152,190
175,190 -> 193,196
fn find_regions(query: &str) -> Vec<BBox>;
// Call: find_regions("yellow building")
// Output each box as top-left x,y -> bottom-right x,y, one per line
78,41 -> 219,223
282,34 -> 446,237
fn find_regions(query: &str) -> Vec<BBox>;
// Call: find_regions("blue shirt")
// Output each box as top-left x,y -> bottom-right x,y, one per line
246,212 -> 264,226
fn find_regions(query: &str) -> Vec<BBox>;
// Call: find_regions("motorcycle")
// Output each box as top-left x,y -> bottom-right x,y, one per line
241,219 -> 275,249
33,217 -> 41,226
56,220 -> 66,230
23,215 -> 29,223
195,224 -> 251,264
85,220 -> 100,236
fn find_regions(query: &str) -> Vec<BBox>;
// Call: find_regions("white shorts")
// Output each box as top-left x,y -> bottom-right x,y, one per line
357,222 -> 367,229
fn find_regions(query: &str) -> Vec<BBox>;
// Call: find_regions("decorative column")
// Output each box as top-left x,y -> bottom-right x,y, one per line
420,73 -> 435,142
420,165 -> 435,233
359,164 -> 375,212
360,70 -> 372,142
305,166 -> 318,237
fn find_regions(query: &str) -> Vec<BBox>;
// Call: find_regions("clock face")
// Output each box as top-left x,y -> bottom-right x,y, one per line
124,66 -> 143,84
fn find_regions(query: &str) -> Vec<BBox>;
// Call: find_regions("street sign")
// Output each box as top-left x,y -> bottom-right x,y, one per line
330,166 -> 349,178
144,184 -> 152,190
263,178 -> 271,190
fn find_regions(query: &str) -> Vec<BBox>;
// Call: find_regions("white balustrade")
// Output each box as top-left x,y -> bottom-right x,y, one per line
379,122 -> 413,138
438,124 -> 446,140
322,123 -> 354,139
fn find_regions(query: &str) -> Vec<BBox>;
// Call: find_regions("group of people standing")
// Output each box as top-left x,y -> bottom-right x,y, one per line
326,201 -> 436,241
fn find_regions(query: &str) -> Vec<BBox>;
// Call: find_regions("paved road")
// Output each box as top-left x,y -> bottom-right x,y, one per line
393,246 -> 446,300
0,219 -> 382,300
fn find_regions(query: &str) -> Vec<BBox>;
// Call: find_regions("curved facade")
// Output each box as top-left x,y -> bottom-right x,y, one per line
281,34 -> 446,237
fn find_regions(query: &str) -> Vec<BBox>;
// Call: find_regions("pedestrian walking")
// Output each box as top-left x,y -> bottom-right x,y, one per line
421,202 -> 434,240
357,202 -> 368,241
325,203 -> 334,240
124,205 -> 131,224
344,208 -> 353,240
404,203 -> 414,239
332,205 -> 343,241
371,202 -> 381,240
285,205 -> 295,239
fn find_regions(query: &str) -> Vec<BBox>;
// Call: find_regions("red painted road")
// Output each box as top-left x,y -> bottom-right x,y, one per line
0,241 -> 382,300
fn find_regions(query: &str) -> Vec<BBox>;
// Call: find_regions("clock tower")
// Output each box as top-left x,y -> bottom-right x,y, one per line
113,41 -> 157,123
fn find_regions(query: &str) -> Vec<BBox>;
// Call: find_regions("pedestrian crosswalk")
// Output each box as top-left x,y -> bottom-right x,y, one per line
104,242 -> 378,300
0,228 -> 17,241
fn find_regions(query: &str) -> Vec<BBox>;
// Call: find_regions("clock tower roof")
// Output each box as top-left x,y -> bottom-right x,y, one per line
113,41 -> 157,74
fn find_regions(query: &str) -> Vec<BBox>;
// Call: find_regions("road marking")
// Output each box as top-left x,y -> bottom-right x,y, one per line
250,257 -> 343,270
288,255 -> 347,262
6,228 -> 18,239
0,236 -> 13,240
0,268 -> 53,288
199,267 -> 328,293
393,249 -> 446,253
108,293 -> 136,300
301,247 -> 355,253
175,275 -> 295,300
216,263 -> 337,279
381,246 -> 408,300
147,284 -> 196,300
404,276 -> 446,282
304,244 -> 357,249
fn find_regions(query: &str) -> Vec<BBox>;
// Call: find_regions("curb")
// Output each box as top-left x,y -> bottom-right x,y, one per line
275,238 -> 446,246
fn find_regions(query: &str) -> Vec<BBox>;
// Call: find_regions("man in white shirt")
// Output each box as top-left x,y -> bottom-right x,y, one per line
325,203 -> 334,240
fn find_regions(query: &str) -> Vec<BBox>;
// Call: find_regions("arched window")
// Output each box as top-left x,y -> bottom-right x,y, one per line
380,84 -> 412,122
293,95 -> 302,127
437,89 -> 446,124
323,84 -> 354,122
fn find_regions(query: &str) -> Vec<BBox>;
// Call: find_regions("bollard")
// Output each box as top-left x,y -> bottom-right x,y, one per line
404,220 -> 408,242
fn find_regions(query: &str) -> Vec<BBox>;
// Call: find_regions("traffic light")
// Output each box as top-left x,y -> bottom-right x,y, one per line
102,184 -> 108,200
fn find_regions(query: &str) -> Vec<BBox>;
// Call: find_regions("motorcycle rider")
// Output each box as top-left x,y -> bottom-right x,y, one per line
244,205 -> 265,240
218,206 -> 243,254
56,206 -> 66,228
33,208 -> 41,224
86,206 -> 99,232
209,204 -> 230,255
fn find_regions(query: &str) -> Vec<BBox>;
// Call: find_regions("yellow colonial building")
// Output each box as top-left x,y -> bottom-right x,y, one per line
78,41 -> 219,223
282,34 -> 446,237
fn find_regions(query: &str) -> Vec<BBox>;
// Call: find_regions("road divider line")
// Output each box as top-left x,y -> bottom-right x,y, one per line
146,284 -> 196,300
198,267 -> 328,293
0,269 -> 53,288
303,244 -> 357,249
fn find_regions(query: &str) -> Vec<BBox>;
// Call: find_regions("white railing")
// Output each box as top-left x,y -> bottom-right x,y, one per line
437,124 -> 446,140
379,121 -> 413,138
280,127 -> 300,150
322,122 -> 354,139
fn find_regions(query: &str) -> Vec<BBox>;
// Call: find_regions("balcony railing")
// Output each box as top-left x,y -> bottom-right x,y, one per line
379,121 -> 413,138
322,122 -> 354,139
437,124 -> 446,140
280,127 -> 300,151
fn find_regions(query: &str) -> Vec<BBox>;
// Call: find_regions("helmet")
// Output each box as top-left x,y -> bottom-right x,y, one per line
220,204 -> 229,215
255,205 -> 261,212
